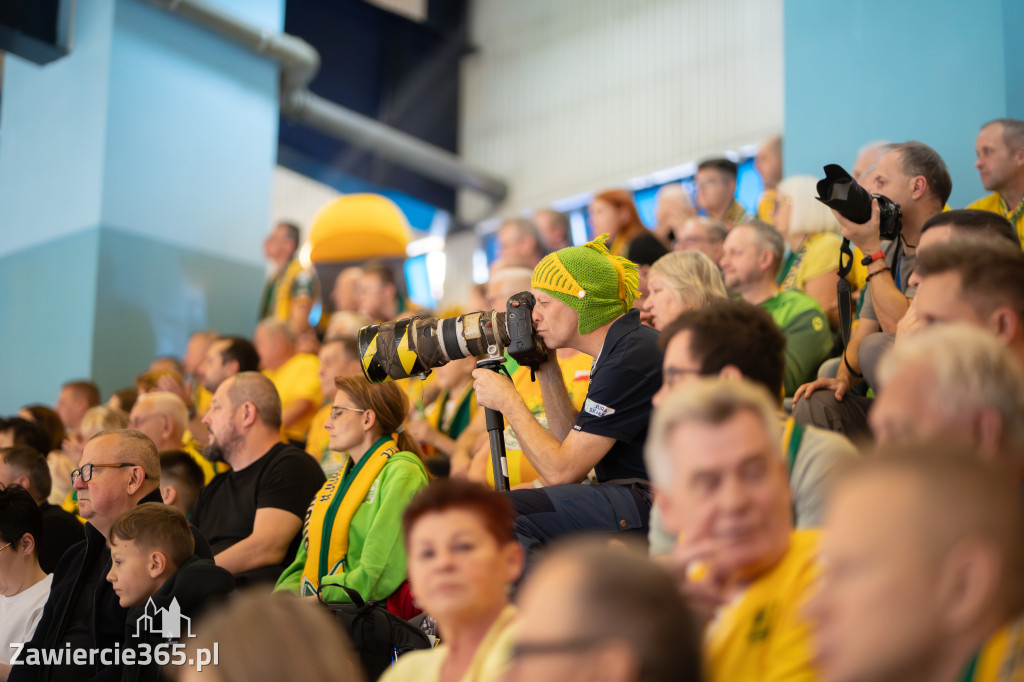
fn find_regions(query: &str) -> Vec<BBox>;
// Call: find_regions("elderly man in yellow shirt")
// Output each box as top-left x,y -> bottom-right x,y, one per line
646,378 -> 820,682
254,318 -> 322,446
968,118 -> 1024,247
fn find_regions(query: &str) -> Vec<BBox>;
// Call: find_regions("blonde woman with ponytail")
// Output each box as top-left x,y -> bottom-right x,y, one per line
275,376 -> 429,615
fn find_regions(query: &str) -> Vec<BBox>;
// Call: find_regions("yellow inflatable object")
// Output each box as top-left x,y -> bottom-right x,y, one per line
309,194 -> 412,263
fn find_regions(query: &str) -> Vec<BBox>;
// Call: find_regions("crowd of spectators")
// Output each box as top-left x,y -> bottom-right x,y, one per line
2,117 -> 1024,682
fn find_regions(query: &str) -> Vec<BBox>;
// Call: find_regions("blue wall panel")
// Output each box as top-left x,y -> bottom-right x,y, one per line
784,0 -> 1016,208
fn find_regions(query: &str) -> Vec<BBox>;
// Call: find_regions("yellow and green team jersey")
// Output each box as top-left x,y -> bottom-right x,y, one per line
968,192 -> 1024,249
705,530 -> 820,682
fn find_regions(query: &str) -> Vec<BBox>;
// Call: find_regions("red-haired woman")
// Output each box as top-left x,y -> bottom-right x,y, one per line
380,479 -> 523,682
589,189 -> 648,258
275,376 -> 429,613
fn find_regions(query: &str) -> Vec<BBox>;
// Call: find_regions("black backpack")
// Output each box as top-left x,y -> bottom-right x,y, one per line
316,584 -> 432,680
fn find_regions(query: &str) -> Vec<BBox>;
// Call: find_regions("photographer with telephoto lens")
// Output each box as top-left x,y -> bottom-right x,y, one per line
792,141 -> 951,443
470,234 -> 662,572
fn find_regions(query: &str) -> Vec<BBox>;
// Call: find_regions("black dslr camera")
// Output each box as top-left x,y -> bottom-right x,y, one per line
357,291 -> 548,384
816,164 -> 902,242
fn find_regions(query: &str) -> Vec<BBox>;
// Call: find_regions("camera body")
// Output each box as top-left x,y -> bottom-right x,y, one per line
816,164 -> 903,242
358,292 -> 548,384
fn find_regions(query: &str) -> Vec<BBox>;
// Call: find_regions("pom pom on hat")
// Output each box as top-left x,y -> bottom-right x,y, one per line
531,234 -> 639,335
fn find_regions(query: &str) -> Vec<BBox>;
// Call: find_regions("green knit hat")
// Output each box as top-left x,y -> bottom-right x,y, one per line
531,234 -> 640,334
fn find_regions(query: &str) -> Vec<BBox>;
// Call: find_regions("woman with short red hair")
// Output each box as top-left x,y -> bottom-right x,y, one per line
380,479 -> 523,682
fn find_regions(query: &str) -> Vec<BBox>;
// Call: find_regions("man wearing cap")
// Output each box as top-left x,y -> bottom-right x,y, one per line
473,234 -> 662,564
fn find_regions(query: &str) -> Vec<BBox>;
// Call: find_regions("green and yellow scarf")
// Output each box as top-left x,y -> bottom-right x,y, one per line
300,436 -> 397,596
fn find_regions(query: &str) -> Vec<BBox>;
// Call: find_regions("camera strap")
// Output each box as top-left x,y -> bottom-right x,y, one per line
837,238 -> 855,350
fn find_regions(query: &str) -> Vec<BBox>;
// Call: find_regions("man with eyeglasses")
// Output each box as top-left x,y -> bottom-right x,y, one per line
673,216 -> 727,266
647,299 -> 857,556
190,372 -> 325,587
10,430 -> 211,682
510,540 -> 702,682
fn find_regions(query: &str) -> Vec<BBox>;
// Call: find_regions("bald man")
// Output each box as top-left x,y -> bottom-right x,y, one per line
11,431 -> 211,682
192,372 -> 325,586
129,391 -> 220,483
810,450 -> 1024,682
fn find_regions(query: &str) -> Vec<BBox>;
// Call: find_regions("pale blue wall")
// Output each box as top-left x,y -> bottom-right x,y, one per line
784,0 -> 1021,209
0,0 -> 282,414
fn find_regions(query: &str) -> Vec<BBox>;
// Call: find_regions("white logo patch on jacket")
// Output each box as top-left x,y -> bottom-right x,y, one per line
583,398 -> 616,418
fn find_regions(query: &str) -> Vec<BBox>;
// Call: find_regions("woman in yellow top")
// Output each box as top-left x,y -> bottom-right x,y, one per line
406,356 -> 478,459
275,376 -> 429,609
381,479 -> 523,682
774,175 -> 868,330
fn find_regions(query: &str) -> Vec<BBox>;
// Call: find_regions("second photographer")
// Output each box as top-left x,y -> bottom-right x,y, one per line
793,141 -> 952,441
471,234 -> 662,566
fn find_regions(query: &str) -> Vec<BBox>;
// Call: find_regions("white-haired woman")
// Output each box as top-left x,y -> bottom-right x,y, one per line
774,175 -> 868,329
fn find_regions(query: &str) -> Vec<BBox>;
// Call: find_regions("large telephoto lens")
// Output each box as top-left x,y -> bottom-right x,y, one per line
358,311 -> 510,383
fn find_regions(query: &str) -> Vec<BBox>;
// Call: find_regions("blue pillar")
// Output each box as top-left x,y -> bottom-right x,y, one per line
0,0 -> 283,413
783,0 -> 1022,208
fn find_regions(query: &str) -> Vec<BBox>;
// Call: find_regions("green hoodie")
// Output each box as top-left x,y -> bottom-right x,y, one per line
275,450 -> 429,603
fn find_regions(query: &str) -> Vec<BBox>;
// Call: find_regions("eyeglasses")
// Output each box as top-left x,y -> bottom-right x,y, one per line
0,542 -> 11,555
663,367 -> 705,390
329,405 -> 366,421
509,635 -> 605,661
70,463 -> 148,485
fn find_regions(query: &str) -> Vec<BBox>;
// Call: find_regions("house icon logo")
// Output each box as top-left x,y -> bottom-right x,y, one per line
133,597 -> 195,639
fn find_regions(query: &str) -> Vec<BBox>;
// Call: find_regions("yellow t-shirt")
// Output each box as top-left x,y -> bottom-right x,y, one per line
194,385 -> 212,419
704,529 -> 820,682
758,189 -> 777,224
968,192 -> 1024,249
485,352 -> 592,488
263,353 -> 323,442
975,614 -> 1024,682
305,403 -> 349,477
782,233 -> 868,293
379,606 -> 517,682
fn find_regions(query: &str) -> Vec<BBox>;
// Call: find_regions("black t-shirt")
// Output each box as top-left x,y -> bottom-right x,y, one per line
38,502 -> 85,574
573,309 -> 662,482
190,442 -> 325,585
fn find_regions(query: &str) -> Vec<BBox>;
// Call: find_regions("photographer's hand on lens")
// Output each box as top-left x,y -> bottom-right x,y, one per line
832,197 -> 883,255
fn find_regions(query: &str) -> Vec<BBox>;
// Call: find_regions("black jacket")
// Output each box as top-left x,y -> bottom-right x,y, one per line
120,556 -> 235,682
10,489 -> 212,682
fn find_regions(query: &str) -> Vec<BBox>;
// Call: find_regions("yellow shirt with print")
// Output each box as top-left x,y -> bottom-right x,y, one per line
486,352 -> 592,488
968,192 -> 1024,249
263,353 -> 323,443
705,529 -> 820,682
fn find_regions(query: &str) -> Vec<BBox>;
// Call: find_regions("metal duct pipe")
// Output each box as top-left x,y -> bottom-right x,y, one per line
139,0 -> 508,209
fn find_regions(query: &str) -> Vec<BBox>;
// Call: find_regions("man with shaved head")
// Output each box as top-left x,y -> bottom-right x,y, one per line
129,391 -> 220,483
191,372 -> 325,586
810,450 -> 1024,682
11,430 -> 210,682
